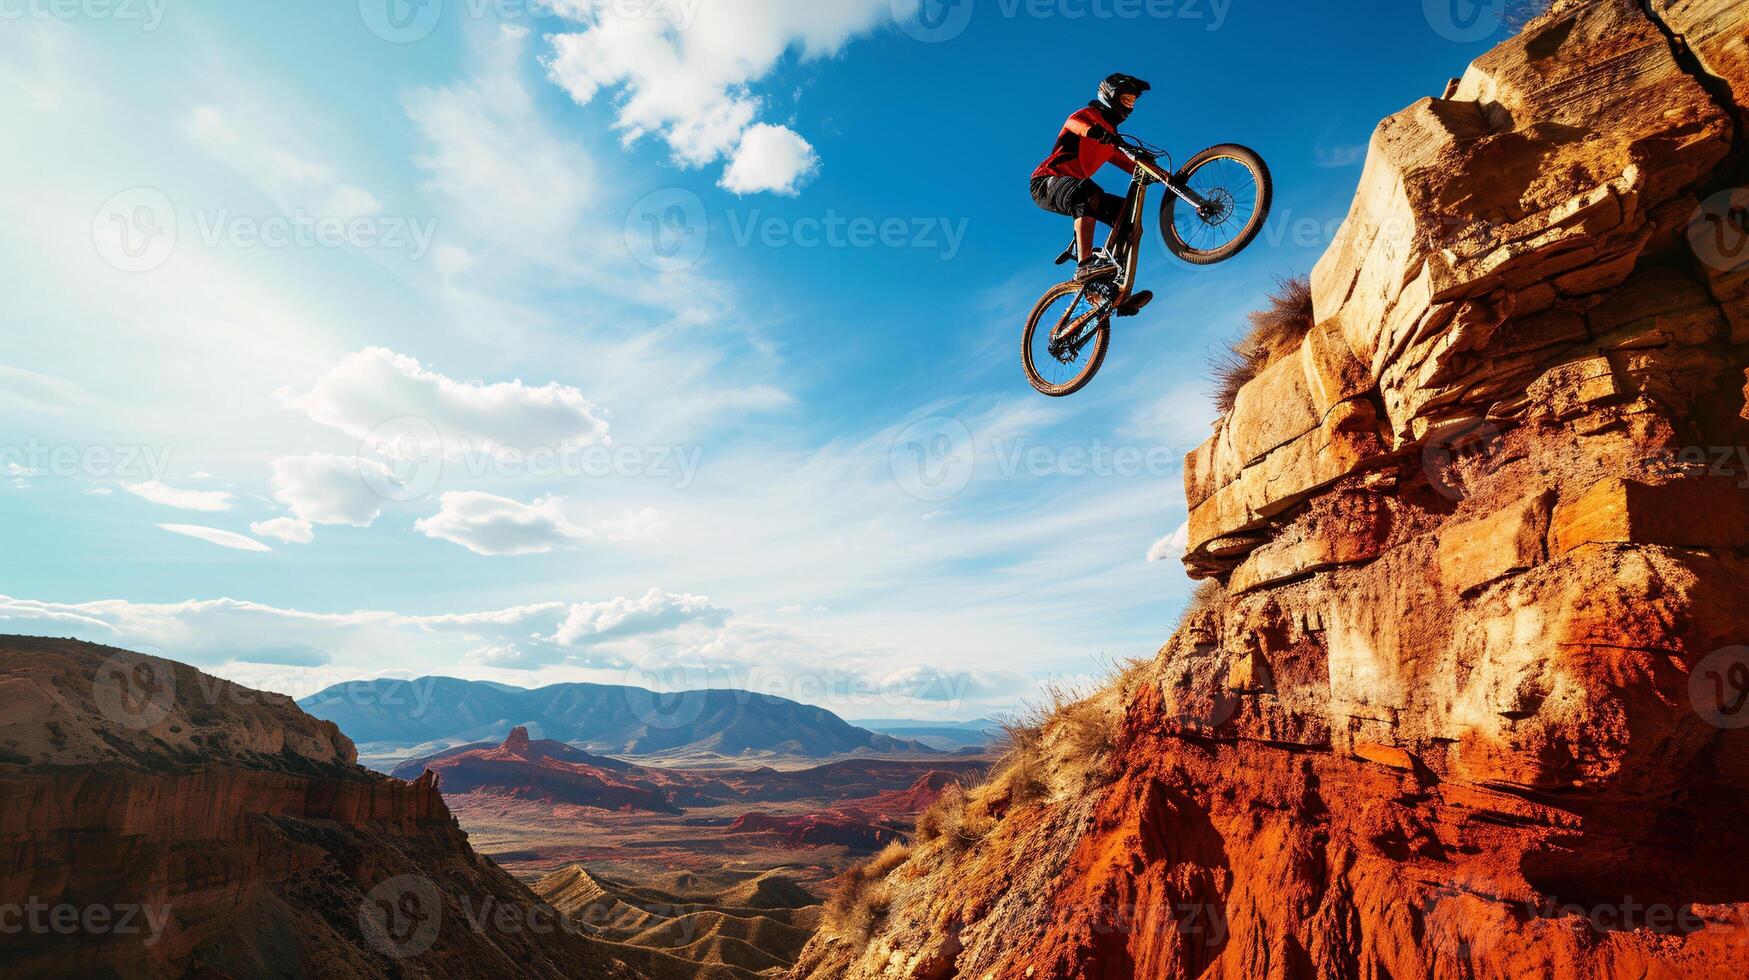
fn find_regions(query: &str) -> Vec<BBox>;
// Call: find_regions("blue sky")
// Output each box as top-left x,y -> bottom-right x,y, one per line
0,0 -> 1518,719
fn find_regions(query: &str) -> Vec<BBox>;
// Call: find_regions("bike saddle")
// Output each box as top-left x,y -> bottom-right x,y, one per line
1054,239 -> 1075,265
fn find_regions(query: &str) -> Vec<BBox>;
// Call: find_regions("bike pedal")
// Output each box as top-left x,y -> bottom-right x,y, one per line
1116,290 -> 1154,318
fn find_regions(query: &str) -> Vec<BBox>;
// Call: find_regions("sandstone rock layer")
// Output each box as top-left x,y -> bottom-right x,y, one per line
793,2 -> 1749,977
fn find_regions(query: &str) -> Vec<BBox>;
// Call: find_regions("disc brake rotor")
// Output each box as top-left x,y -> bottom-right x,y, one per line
1198,188 -> 1235,225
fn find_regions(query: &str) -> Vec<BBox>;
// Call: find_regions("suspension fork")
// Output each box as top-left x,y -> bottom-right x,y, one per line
1135,155 -> 1215,214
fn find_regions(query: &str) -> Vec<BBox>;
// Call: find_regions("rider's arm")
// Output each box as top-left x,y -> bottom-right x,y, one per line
1067,112 -> 1137,174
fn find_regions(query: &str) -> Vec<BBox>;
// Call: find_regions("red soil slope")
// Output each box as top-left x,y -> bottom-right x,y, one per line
412,727 -> 684,813
728,771 -> 962,851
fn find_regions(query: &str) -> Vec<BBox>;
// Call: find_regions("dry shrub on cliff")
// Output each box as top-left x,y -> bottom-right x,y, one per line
1056,693 -> 1118,762
1176,579 -> 1226,631
989,676 -> 1131,806
914,783 -> 964,843
1212,275 -> 1314,416
989,713 -> 1051,808
826,841 -> 911,939
915,782 -> 991,852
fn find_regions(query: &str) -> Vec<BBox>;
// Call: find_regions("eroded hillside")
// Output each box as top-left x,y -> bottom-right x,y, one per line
791,1 -> 1749,977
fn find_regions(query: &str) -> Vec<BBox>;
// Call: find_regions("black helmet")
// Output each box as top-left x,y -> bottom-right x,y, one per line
1096,73 -> 1151,125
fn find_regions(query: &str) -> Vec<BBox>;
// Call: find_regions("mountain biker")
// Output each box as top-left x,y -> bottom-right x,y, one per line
1030,73 -> 1152,283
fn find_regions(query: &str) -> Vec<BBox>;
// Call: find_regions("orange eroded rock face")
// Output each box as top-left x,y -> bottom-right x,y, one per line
0,637 -> 629,979
792,2 -> 1749,977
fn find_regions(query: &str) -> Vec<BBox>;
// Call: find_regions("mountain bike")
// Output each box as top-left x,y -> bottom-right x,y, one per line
1022,135 -> 1273,396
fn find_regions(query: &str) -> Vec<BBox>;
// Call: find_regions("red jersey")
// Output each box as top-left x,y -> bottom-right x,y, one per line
1031,105 -> 1136,181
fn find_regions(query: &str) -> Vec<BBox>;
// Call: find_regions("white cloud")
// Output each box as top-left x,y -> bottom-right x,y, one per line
542,0 -> 892,191
0,591 -> 1027,717
413,492 -> 664,555
280,347 -> 609,457
720,123 -> 818,196
251,516 -> 315,544
158,524 -> 273,553
552,587 -> 727,645
123,481 -> 235,512
267,454 -> 392,527
414,491 -> 589,556
1147,520 -> 1190,562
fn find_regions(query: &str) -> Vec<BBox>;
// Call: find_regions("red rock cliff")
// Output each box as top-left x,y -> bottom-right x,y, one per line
792,1 -> 1749,977
0,637 -> 625,978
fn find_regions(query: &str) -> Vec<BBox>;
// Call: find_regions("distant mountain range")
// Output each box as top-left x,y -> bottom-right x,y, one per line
298,676 -> 938,761
854,717 -> 998,751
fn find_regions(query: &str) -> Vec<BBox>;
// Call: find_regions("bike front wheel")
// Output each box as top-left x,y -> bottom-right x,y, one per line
1160,143 -> 1273,265
1021,281 -> 1111,397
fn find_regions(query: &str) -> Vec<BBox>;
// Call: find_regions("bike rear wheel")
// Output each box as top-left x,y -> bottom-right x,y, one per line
1022,281 -> 1111,397
1160,143 -> 1272,265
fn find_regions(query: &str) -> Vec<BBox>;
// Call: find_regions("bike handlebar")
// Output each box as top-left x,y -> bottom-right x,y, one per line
1110,133 -> 1158,160
1110,133 -> 1173,177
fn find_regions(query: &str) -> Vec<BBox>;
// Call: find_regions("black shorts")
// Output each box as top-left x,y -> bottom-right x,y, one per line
1030,175 -> 1123,226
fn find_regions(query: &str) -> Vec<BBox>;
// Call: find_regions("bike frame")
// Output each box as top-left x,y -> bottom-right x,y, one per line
1052,148 -> 1210,346
1104,151 -> 1214,303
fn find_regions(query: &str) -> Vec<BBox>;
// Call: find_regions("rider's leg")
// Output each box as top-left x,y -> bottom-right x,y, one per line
1032,176 -> 1123,280
1072,188 -> 1124,281
1074,217 -> 1096,263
